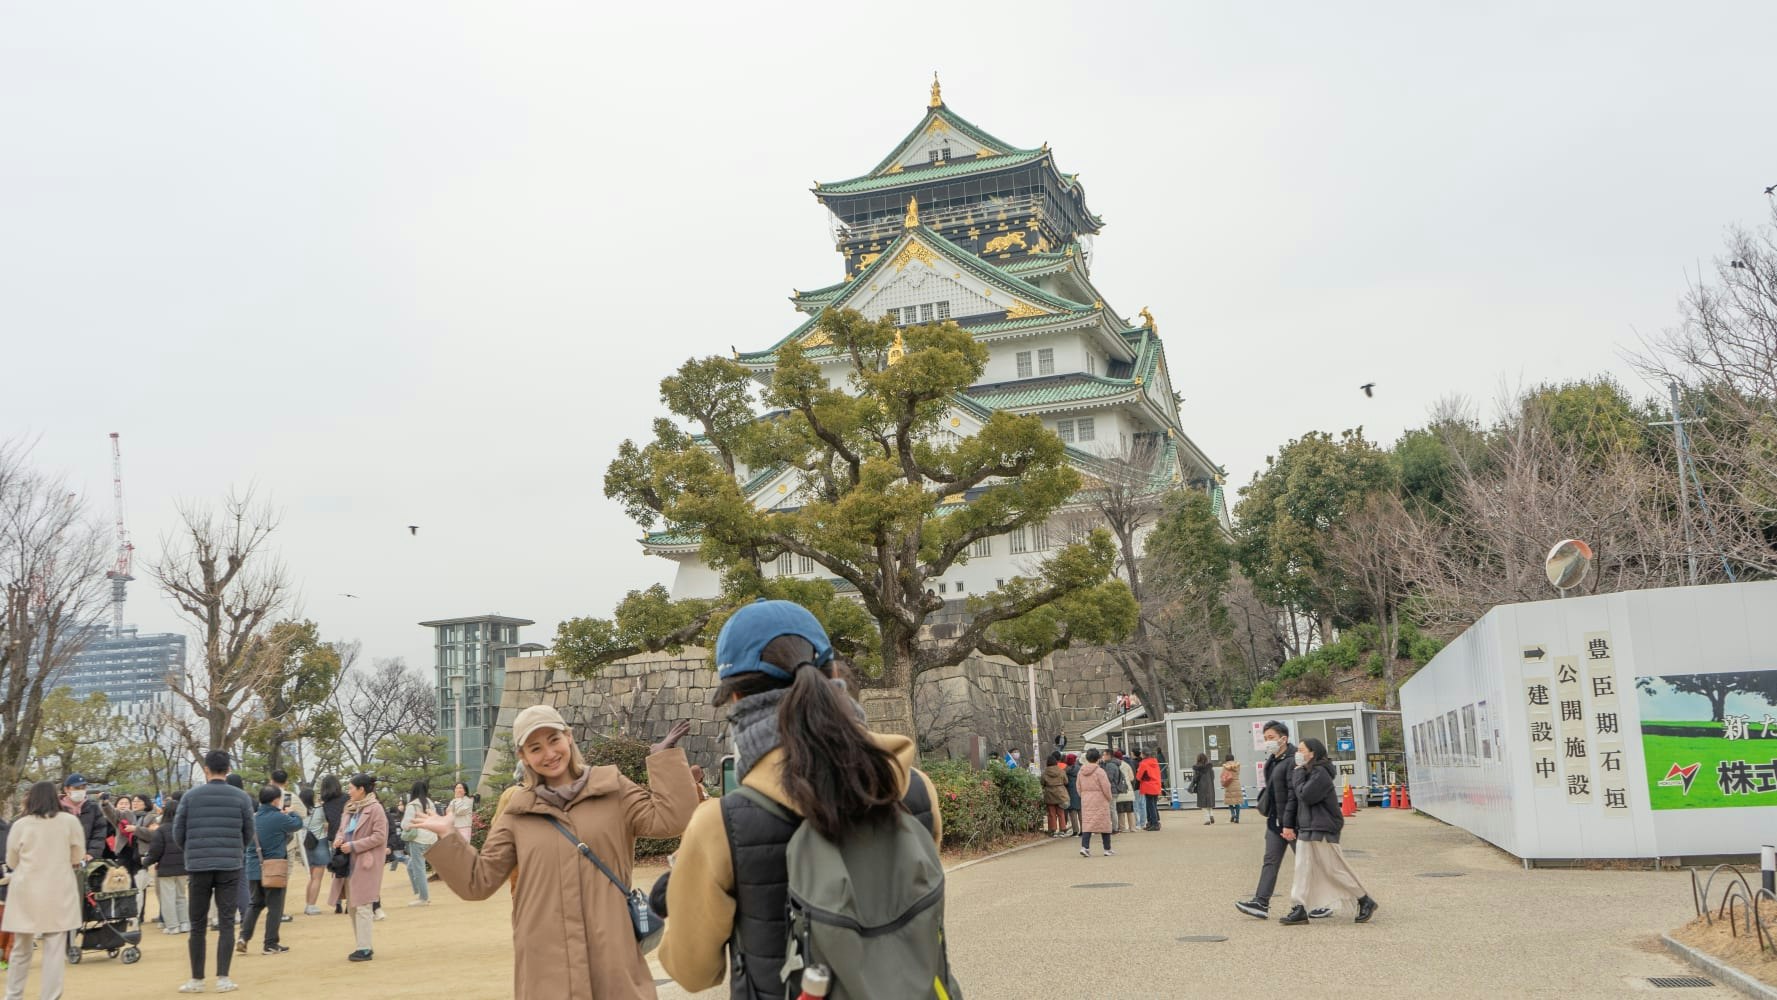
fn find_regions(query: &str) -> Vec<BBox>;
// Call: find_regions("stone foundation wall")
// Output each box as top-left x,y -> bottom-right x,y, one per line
483,648 -> 1075,787
1050,647 -> 1135,747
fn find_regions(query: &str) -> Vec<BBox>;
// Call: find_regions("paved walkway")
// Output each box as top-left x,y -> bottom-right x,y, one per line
71,810 -> 1736,998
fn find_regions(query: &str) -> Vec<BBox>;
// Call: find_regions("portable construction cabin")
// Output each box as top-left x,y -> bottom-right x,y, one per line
1085,702 -> 1391,809
1399,580 -> 1777,862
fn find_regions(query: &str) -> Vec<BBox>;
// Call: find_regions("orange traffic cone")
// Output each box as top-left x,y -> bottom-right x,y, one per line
1400,786 -> 1411,810
1341,782 -> 1357,818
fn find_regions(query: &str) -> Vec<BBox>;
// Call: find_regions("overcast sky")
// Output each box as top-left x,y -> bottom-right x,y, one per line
4,3 -> 1776,675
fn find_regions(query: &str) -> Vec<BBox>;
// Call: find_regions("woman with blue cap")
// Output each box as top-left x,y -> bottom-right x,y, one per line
657,599 -> 947,998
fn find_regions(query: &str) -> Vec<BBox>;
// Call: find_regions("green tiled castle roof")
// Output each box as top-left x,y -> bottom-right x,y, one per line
863,104 -> 1023,178
816,149 -> 1047,195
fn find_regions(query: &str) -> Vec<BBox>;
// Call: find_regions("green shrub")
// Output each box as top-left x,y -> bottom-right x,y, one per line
922,758 -> 1041,852
582,735 -> 681,857
1247,681 -> 1280,708
1365,652 -> 1385,678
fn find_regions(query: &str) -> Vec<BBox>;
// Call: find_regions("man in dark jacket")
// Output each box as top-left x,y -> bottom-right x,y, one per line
1235,721 -> 1299,919
60,773 -> 108,861
174,750 -> 255,993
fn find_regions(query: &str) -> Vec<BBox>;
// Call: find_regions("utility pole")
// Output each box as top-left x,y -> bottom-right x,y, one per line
1651,383 -> 1699,585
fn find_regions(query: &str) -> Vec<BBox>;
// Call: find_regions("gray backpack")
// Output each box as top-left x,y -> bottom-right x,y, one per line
1105,760 -> 1128,795
735,782 -> 962,1000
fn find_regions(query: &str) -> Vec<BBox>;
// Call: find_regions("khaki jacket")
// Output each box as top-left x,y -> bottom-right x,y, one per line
428,748 -> 697,1000
658,733 -> 942,994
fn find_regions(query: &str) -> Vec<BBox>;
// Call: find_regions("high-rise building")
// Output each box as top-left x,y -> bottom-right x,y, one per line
644,80 -> 1226,598
54,627 -> 186,722
420,614 -> 540,783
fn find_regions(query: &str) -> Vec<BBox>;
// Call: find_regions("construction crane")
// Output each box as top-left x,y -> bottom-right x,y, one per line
105,432 -> 133,634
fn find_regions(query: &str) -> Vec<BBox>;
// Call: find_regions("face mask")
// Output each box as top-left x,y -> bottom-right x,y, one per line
1295,752 -> 1311,767
1262,739 -> 1280,754
68,790 -> 86,803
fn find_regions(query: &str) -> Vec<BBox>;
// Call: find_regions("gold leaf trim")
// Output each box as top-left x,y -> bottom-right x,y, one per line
1004,301 -> 1048,320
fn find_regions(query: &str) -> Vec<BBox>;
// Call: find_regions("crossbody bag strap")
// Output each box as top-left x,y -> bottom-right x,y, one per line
540,815 -> 631,894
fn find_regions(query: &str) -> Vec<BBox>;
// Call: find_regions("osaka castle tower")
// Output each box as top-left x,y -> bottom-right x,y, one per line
645,77 -> 1227,600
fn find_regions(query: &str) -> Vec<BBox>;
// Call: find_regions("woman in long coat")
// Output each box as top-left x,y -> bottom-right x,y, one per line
413,705 -> 698,1000
1193,753 -> 1216,823
333,773 -> 389,961
1040,753 -> 1069,837
1064,753 -> 1082,836
4,781 -> 84,999
1220,756 -> 1243,823
1076,749 -> 1116,857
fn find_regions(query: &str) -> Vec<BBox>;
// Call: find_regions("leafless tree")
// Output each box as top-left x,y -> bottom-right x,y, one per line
328,657 -> 435,770
0,442 -> 110,803
1326,493 -> 1416,707
151,491 -> 290,757
1067,437 -> 1172,714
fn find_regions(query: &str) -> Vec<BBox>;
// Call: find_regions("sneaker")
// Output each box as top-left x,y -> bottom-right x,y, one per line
215,978 -> 239,993
235,939 -> 248,954
281,914 -> 293,923
373,909 -> 387,921
1234,898 -> 1270,919
303,906 -> 322,916
1079,848 -> 1090,857
1309,908 -> 1333,919
407,899 -> 429,907
263,944 -> 289,955
1356,896 -> 1379,923
348,949 -> 374,962
178,923 -> 191,933
1278,905 -> 1310,926
178,981 -> 206,994
1104,849 -> 1116,856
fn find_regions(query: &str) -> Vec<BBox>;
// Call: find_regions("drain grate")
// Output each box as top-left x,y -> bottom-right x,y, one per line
1646,977 -> 1714,988
1416,871 -> 1467,878
1070,882 -> 1133,889
1176,935 -> 1228,942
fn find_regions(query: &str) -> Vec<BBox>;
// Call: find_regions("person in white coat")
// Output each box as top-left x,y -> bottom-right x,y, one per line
4,781 -> 84,1000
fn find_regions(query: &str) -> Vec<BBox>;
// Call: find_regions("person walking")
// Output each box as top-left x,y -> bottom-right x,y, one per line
410,702 -> 697,1000
144,792 -> 190,934
239,786 -> 303,956
56,776 -> 106,863
1063,753 -> 1082,836
1076,749 -> 1116,857
316,775 -> 347,915
653,599 -> 953,1000
1112,751 -> 1137,833
332,774 -> 389,962
1039,753 -> 1069,837
399,781 -> 438,906
1235,721 -> 1299,920
173,750 -> 255,994
3,781 -> 83,1000
297,788 -> 329,916
1277,738 -> 1379,925
1193,753 -> 1216,824
1135,751 -> 1164,830
1220,755 -> 1243,824
447,782 -> 475,843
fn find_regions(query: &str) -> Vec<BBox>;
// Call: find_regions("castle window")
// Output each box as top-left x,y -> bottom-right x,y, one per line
1009,526 -> 1029,554
1031,522 -> 1050,550
937,582 -> 947,594
1038,348 -> 1054,375
1016,351 -> 1033,378
903,306 -> 920,325
1076,417 -> 1096,442
798,554 -> 813,574
1056,419 -> 1075,442
920,303 -> 934,323
936,300 -> 951,320
955,581 -> 966,593
971,537 -> 991,558
928,147 -> 951,163
777,553 -> 792,576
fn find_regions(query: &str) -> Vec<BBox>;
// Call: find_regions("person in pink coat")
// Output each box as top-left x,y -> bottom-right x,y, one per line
1076,748 -> 1117,857
332,773 -> 389,963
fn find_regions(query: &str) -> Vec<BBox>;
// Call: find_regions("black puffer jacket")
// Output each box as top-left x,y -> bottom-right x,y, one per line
1284,758 -> 1344,842
145,818 -> 188,877
1259,742 -> 1297,833
172,779 -> 254,872
70,799 -> 109,857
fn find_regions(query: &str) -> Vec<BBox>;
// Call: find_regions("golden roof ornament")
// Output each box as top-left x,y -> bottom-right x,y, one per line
905,196 -> 920,229
887,329 -> 907,365
1139,306 -> 1157,332
930,72 -> 943,108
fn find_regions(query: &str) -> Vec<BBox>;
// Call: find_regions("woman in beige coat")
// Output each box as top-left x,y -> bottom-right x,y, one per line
4,781 -> 84,1000
413,704 -> 698,1000
332,773 -> 388,962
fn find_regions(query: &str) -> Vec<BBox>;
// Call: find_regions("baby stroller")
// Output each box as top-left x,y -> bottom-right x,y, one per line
67,860 -> 141,965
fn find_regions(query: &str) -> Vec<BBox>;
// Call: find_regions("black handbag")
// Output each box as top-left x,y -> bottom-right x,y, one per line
542,816 -> 663,952
326,849 -> 351,877
1255,783 -> 1273,817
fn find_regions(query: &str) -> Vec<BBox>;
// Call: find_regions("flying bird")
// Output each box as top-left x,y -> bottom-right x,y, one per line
1360,383 -> 1376,398
1766,184 -> 1776,196
408,525 -> 419,536
1732,260 -> 1750,270
339,593 -> 360,599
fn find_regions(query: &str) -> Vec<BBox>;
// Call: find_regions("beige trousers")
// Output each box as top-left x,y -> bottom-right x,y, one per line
4,931 -> 67,1000
353,904 -> 374,950
1289,839 -> 1369,911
